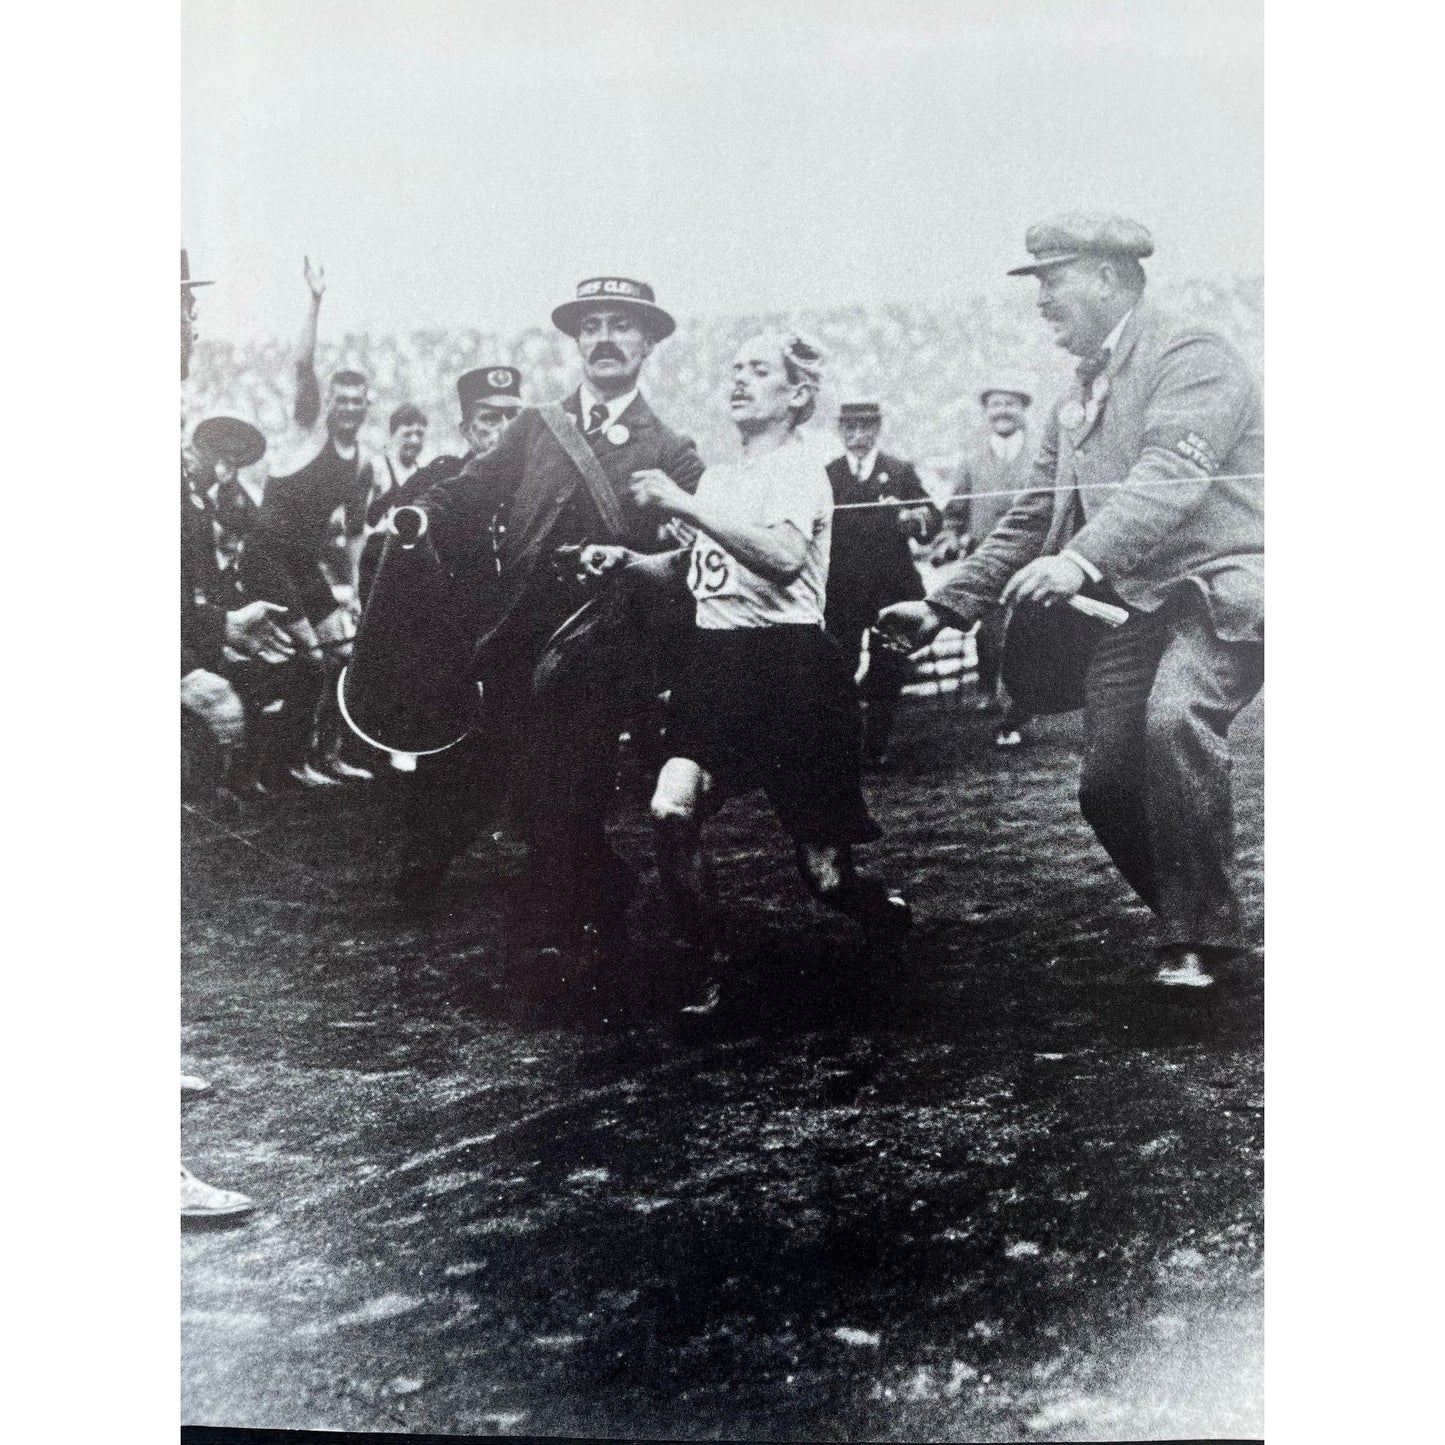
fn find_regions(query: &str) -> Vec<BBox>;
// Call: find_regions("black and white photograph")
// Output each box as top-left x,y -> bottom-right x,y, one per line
176,1 -> 1268,1439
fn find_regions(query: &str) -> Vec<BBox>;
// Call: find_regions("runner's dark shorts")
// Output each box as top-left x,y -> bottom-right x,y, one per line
238,531 -> 341,625
667,623 -> 882,846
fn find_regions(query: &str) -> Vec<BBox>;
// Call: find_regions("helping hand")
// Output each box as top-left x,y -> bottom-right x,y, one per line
627,469 -> 690,515
876,599 -> 946,657
224,601 -> 295,663
303,255 -> 326,302
1000,554 -> 1086,608
576,544 -> 631,582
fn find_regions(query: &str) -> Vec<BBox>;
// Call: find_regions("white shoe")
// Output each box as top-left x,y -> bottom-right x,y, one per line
1152,951 -> 1216,989
325,756 -> 374,782
181,1165 -> 254,1219
288,762 -> 340,788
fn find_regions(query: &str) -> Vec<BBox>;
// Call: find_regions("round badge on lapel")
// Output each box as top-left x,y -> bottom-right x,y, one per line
606,424 -> 630,446
877,471 -> 890,485
1059,400 -> 1086,429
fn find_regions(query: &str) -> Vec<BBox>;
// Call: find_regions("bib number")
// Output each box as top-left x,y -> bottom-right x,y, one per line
689,546 -> 731,594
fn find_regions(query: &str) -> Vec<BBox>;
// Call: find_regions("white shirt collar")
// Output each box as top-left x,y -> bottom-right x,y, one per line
989,430 -> 1025,462
1101,305 -> 1135,358
579,384 -> 639,428
849,447 -> 881,481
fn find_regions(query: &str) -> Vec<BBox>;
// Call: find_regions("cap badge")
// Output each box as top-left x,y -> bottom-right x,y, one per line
486,368 -> 512,388
606,423 -> 630,446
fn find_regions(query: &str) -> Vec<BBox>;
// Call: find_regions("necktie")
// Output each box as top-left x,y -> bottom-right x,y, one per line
584,402 -> 609,436
1075,350 -> 1109,398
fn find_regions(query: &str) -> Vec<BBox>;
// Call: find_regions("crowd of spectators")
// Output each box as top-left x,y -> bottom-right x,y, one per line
184,278 -> 1263,499
181,277 -> 1263,799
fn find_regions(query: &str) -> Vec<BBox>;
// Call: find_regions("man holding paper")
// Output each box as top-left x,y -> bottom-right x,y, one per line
881,214 -> 1263,988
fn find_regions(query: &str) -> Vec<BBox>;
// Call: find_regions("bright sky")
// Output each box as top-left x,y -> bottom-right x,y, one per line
182,0 -> 1262,342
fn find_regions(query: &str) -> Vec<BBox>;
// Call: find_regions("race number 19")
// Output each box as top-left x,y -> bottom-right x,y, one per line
689,546 -> 731,594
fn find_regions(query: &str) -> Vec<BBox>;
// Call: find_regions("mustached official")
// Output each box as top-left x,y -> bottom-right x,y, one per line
395,277 -> 705,967
882,215 -> 1264,990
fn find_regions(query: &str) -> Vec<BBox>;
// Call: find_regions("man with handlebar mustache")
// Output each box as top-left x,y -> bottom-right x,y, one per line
397,277 -> 705,974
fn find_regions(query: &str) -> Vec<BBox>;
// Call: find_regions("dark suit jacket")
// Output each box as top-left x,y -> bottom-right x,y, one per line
824,451 -> 931,639
931,301 -> 1264,643
181,456 -> 238,675
418,390 -> 705,650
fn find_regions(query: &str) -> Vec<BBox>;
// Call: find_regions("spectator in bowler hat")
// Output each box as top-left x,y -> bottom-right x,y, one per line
824,400 -> 935,765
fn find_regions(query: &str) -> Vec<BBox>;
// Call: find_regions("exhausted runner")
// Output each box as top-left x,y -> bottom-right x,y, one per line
579,331 -> 910,1003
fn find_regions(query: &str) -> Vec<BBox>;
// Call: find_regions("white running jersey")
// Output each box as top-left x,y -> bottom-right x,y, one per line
687,434 -> 832,630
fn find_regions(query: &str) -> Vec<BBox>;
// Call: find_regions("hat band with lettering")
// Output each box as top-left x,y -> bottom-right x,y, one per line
551,276 -> 676,340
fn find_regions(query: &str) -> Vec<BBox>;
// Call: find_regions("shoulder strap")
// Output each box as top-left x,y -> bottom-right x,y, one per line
536,402 -> 625,538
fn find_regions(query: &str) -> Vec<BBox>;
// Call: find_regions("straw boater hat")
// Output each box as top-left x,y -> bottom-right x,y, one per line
978,374 -> 1035,407
551,277 -> 676,340
180,248 -> 213,290
192,416 -> 266,468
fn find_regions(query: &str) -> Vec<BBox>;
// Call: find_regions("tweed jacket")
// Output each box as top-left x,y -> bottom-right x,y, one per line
417,389 -> 705,646
930,301 -> 1264,643
944,425 -> 1037,542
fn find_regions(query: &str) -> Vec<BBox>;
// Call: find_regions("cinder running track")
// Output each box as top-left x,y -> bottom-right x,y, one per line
182,699 -> 1263,1441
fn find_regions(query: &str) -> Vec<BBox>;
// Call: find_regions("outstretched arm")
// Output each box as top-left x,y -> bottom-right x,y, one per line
294,256 -> 325,428
577,543 -> 688,589
627,469 -> 807,586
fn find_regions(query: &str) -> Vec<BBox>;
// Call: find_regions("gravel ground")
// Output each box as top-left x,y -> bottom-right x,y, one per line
181,695 -> 1263,1441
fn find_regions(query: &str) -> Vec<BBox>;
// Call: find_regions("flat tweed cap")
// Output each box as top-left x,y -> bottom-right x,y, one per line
1007,213 -> 1154,275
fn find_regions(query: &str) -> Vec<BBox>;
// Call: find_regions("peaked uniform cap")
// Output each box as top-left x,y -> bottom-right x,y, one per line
1007,213 -> 1155,276
457,366 -> 523,415
551,276 -> 676,340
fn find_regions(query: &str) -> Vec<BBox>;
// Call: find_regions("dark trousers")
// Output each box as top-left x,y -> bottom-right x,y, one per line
1078,591 -> 1263,954
974,611 -> 1028,727
831,622 -> 911,759
401,591 -> 651,944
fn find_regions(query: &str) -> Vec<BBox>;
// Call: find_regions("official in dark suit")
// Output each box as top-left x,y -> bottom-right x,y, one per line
404,278 -> 706,956
360,369 -> 522,605
824,401 -> 935,764
882,215 -> 1263,988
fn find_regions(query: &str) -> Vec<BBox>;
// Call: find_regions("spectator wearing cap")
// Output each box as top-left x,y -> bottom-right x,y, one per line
240,258 -> 376,786
939,376 -> 1038,746
396,277 -> 705,969
882,213 -> 1264,990
824,400 -> 936,765
356,369 -> 523,788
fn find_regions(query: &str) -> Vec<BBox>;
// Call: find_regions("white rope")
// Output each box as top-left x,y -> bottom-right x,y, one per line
832,471 -> 1265,510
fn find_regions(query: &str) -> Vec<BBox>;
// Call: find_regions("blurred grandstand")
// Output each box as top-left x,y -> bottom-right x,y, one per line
184,277 -> 1262,496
